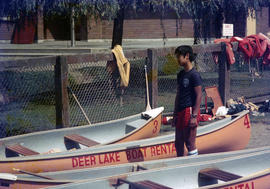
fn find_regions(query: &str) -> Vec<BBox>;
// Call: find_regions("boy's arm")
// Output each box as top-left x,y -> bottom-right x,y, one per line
190,85 -> 202,127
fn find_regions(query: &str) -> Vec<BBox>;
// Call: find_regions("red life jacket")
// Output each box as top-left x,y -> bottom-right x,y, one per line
246,35 -> 265,58
230,37 -> 253,59
258,33 -> 270,65
214,38 -> 235,65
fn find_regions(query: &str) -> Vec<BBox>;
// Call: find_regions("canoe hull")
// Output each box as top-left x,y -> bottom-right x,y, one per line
204,169 -> 270,189
0,112 -> 250,174
43,149 -> 270,189
114,114 -> 162,143
195,113 -> 251,154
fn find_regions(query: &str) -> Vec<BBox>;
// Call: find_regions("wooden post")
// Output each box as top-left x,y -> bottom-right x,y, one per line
70,6 -> 75,47
55,56 -> 70,128
147,49 -> 158,109
218,42 -> 230,105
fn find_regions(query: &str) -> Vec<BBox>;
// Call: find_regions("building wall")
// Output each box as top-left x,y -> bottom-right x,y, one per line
0,8 -> 251,43
86,18 -> 194,40
0,21 -> 15,41
256,7 -> 270,36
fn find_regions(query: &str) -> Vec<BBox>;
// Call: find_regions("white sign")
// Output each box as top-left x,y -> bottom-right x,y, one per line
222,24 -> 234,37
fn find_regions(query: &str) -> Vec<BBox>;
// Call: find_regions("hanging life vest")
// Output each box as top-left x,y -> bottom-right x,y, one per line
214,38 -> 235,65
112,45 -> 131,87
230,37 -> 253,59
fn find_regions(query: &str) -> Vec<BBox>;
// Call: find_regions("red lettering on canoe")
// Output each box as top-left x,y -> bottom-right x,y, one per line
244,115 -> 250,128
172,143 -> 176,153
109,153 -> 115,163
252,181 -> 254,189
238,184 -> 244,189
98,154 -> 104,164
142,147 -> 147,157
166,143 -> 171,154
126,150 -> 131,161
222,181 -> 255,189
152,120 -> 158,134
85,156 -> 90,166
156,145 -> 161,156
90,155 -> 96,165
150,146 -> 156,157
161,144 -> 167,154
72,158 -> 78,168
115,152 -> 120,162
132,149 -> 137,159
78,156 -> 84,167
103,154 -> 110,164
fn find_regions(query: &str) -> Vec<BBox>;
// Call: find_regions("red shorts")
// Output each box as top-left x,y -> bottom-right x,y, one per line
175,107 -> 200,156
176,107 -> 200,129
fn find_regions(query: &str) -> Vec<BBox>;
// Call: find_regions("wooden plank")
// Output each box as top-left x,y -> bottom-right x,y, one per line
246,95 -> 270,104
6,144 -> 39,156
116,179 -> 172,189
55,56 -> 70,128
199,168 -> 242,182
66,49 -> 147,65
66,53 -> 113,65
154,43 -> 227,57
0,56 -> 57,71
125,49 -> 147,59
64,134 -> 99,147
218,42 -> 231,105
147,49 -> 158,109
136,180 -> 172,189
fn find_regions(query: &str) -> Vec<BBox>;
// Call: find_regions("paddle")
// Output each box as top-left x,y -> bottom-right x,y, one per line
144,65 -> 152,111
67,86 -> 91,125
13,168 -> 53,180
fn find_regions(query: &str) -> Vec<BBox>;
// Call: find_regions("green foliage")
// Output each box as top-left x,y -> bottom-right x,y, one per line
0,0 -> 269,41
0,0 -> 120,20
162,54 -> 179,75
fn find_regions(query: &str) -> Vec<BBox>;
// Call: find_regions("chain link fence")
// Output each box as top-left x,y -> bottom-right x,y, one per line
67,57 -> 146,126
0,61 -> 56,137
1,45 -> 270,138
157,46 -> 219,113
230,52 -> 270,99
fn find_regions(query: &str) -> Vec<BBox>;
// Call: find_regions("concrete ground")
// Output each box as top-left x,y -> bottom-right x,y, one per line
0,39 -> 194,59
247,112 -> 270,148
0,39 -> 193,50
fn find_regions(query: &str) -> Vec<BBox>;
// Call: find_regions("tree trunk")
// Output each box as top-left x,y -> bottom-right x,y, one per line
111,7 -> 124,49
70,6 -> 75,47
193,18 -> 201,45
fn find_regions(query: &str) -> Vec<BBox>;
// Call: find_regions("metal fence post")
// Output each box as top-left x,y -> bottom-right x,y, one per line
147,49 -> 158,109
55,56 -> 70,128
218,42 -> 231,105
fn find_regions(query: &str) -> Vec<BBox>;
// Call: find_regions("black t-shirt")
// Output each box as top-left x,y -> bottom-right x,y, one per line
175,68 -> 202,112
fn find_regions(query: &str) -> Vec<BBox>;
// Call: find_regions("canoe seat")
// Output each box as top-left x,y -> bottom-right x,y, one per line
64,134 -> 100,148
116,178 -> 172,189
136,165 -> 147,171
6,144 -> 39,156
126,119 -> 147,134
199,168 -> 242,182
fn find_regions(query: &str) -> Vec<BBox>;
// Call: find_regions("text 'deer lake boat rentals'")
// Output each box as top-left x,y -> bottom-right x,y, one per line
0,110 -> 250,174
0,107 -> 164,157
43,149 -> 270,189
0,146 -> 267,189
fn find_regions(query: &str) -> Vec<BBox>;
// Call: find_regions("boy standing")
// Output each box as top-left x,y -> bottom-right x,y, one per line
172,45 -> 202,157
